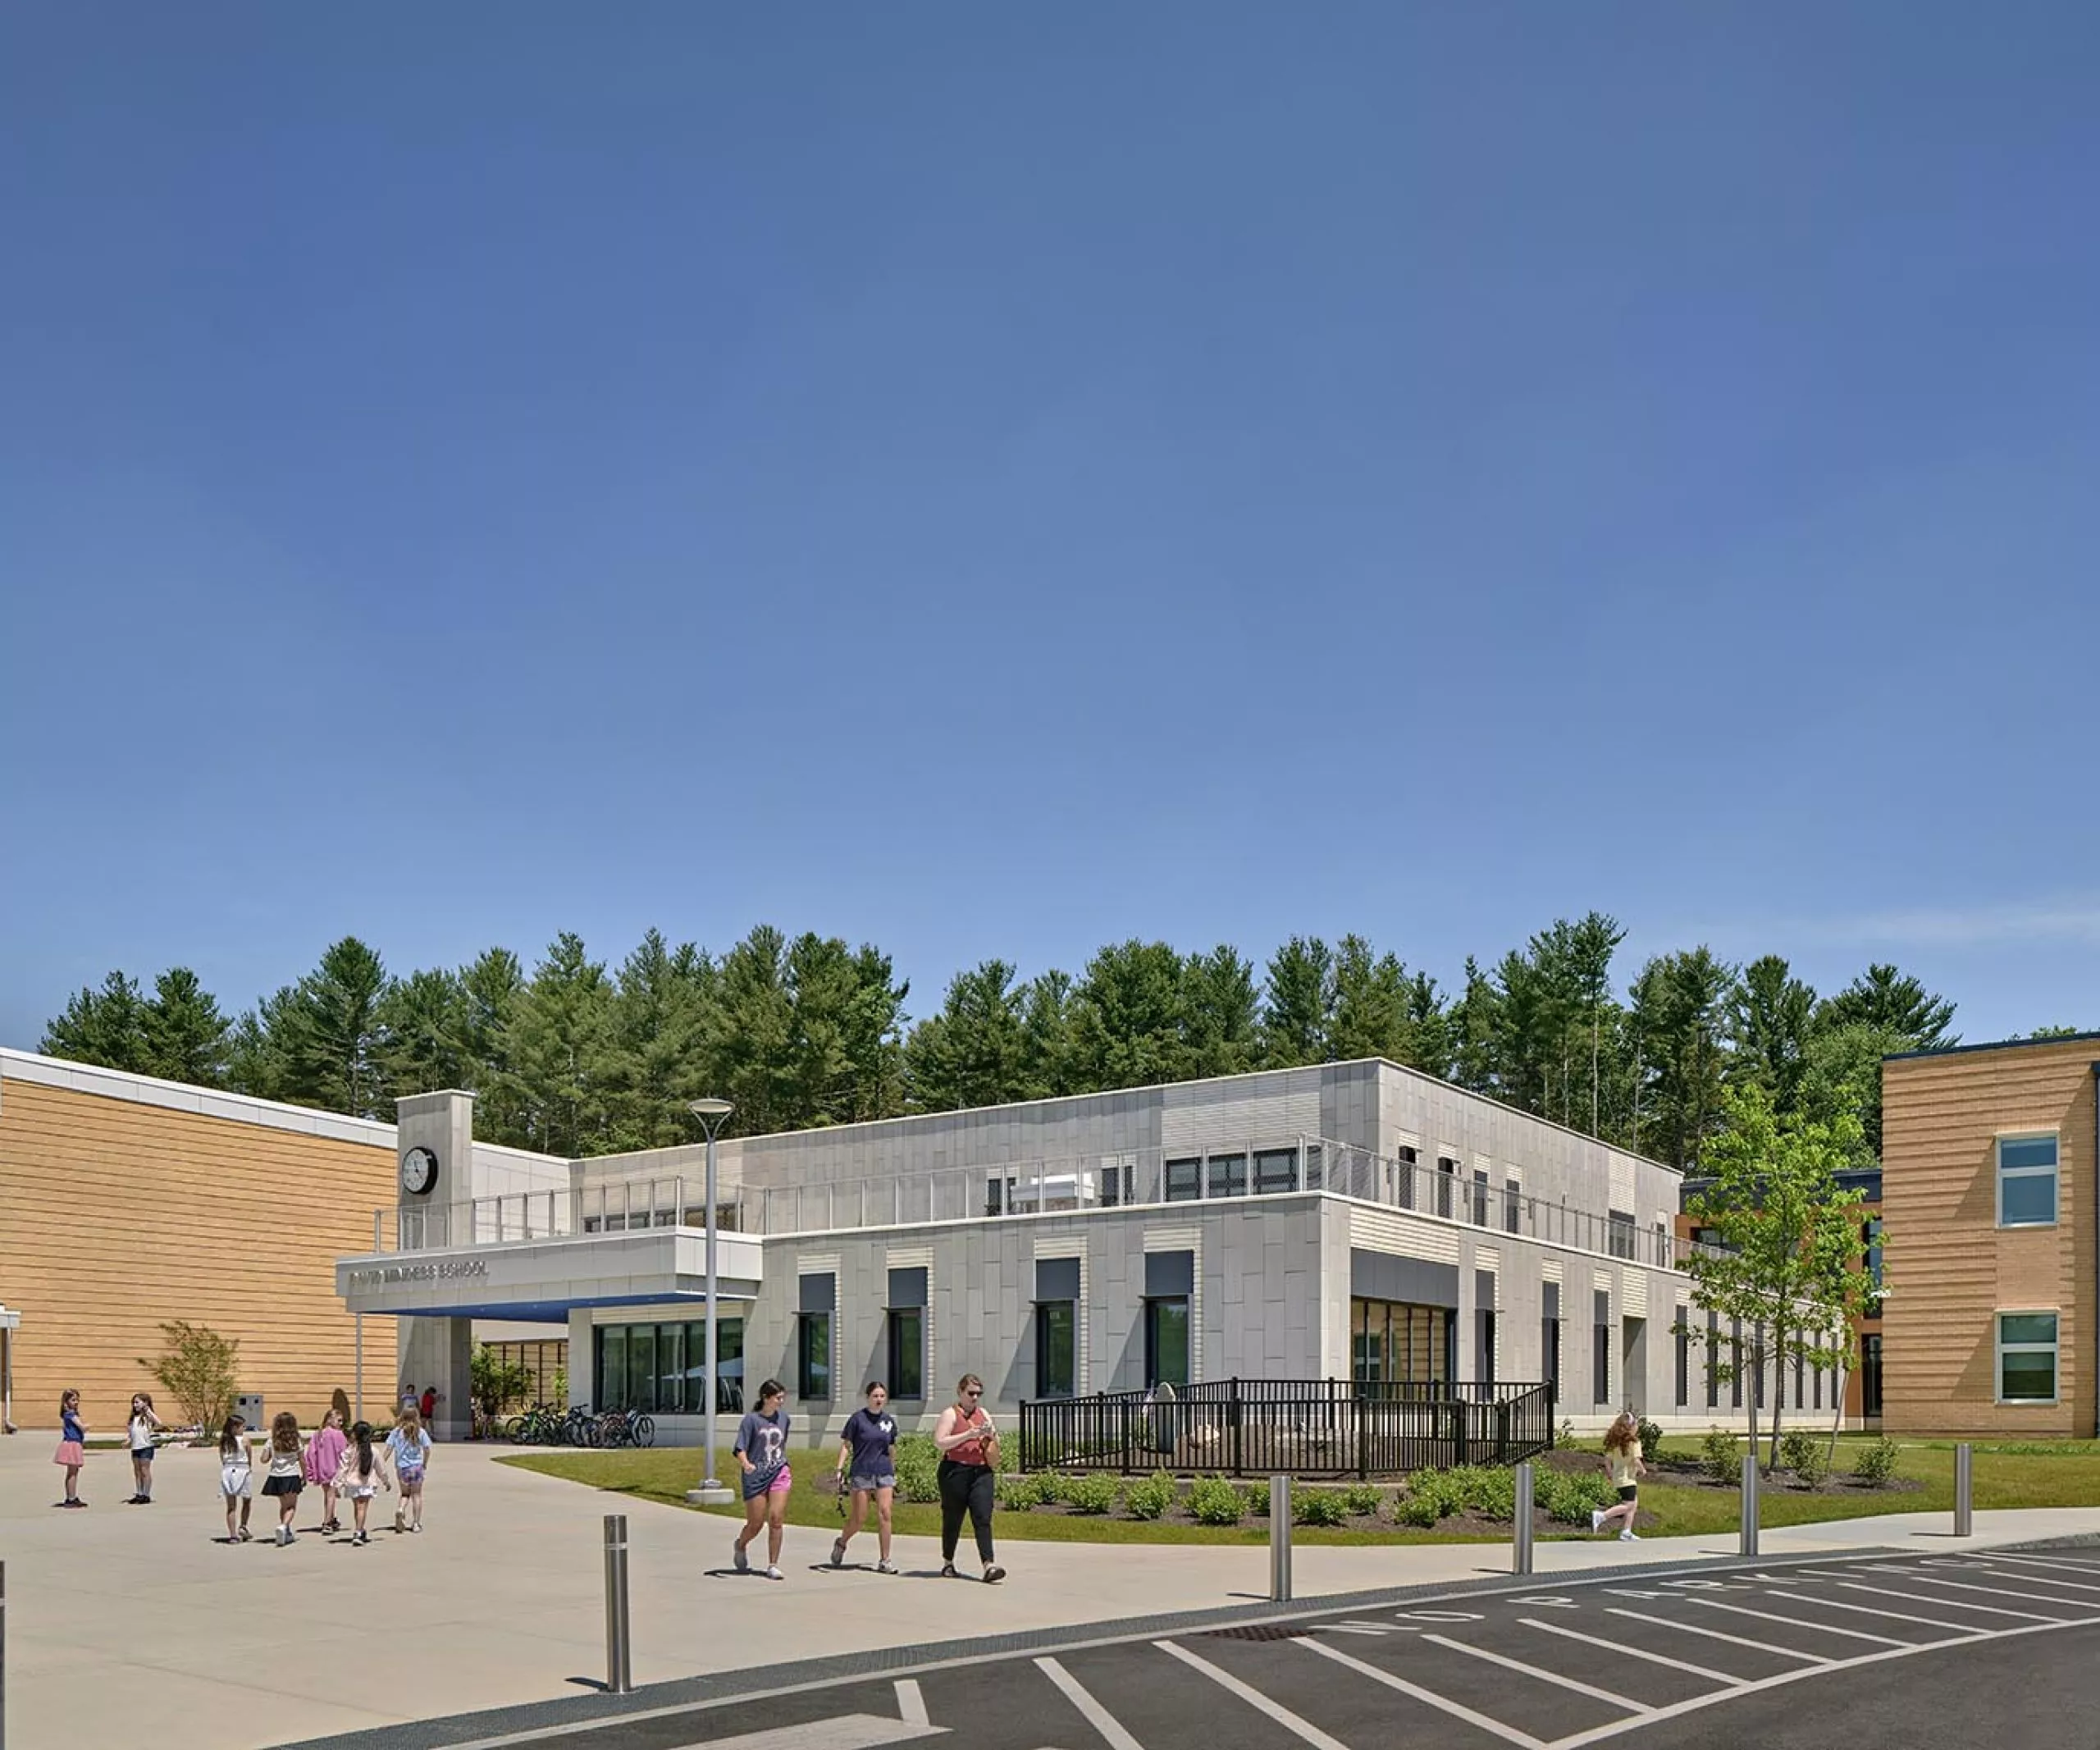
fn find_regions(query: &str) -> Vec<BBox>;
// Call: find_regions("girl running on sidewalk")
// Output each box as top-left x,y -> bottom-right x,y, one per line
219,1413 -> 256,1541
305,1405 -> 350,1533
332,1420 -> 395,1545
262,1410 -> 306,1544
831,1381 -> 900,1574
53,1389 -> 88,1507
1591,1411 -> 1646,1541
126,1393 -> 168,1504
387,1405 -> 433,1532
933,1374 -> 1004,1583
731,1379 -> 792,1579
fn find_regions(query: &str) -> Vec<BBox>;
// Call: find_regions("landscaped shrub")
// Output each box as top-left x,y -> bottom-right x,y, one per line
1061,1473 -> 1121,1515
1637,1417 -> 1666,1464
1404,1469 -> 1460,1521
1396,1487 -> 1444,1528
1121,1471 -> 1176,1520
1777,1429 -> 1828,1485
1852,1436 -> 1902,1487
1341,1483 -> 1385,1519
997,1471 -> 1049,1510
1245,1478 -> 1270,1518
1558,1418 -> 1577,1448
1449,1464 -> 1516,1520
1294,1486 -> 1350,1527
1701,1427 -> 1740,1483
1189,1474 -> 1246,1526
1539,1469 -> 1617,1524
893,1435 -> 940,1502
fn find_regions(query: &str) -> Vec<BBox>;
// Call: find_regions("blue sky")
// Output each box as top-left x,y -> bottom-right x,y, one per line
5,3 -> 2099,1052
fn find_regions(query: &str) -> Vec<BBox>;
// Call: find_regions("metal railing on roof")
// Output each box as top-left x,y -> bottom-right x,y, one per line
363,1135 -> 1723,1272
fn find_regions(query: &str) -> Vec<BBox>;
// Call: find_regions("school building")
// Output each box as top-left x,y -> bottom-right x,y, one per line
1879,1030 -> 2100,1438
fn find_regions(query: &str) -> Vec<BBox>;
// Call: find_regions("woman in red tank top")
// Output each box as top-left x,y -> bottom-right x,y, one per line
934,1373 -> 1005,1583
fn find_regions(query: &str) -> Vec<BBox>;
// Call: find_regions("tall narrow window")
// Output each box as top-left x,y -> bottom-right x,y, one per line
1860,1332 -> 1884,1417
1504,1179 -> 1521,1233
797,1273 -> 836,1401
1592,1291 -> 1611,1406
885,1266 -> 927,1402
1674,1325 -> 1689,1408
1396,1145 -> 1418,1210
1730,1320 -> 1742,1410
1471,1169 -> 1490,1226
1997,1313 -> 2059,1404
1144,1250 -> 1194,1388
1541,1284 -> 1561,1402
1607,1210 -> 1637,1260
1793,1350 -> 1804,1410
1436,1156 -> 1459,1219
1863,1217 -> 1884,1310
1706,1311 -> 1719,1409
1033,1257 -> 1080,1398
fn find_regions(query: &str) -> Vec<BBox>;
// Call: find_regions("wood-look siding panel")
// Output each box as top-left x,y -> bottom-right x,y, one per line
0,1078 -> 399,1428
1882,1042 -> 2096,1437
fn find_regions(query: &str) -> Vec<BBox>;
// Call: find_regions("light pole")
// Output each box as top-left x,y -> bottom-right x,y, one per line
686,1098 -> 735,1505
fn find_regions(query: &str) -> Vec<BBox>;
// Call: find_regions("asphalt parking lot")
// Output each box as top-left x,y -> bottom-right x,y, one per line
281,1541 -> 2100,1750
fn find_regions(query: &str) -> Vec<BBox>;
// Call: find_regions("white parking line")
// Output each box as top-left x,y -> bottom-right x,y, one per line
1604,1607 -> 1833,1665
1762,1589 -> 1983,1637
896,1682 -> 929,1727
1154,1641 -> 1354,1750
1421,1634 -> 1653,1713
1984,1551 -> 2100,1574
1685,1598 -> 1913,1648
1972,1565 -> 2100,1594
1548,1612 -> 2100,1749
1836,1580 -> 2061,1623
1520,1618 -> 1746,1686
1034,1658 -> 1143,1750
1297,1637 -> 1547,1750
1862,1568 -> 2095,1612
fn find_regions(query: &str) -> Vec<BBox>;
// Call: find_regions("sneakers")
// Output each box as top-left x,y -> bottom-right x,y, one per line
237,1526 -> 253,1542
940,1562 -> 960,1579
276,1525 -> 294,1546
876,1560 -> 899,1575
983,1565 -> 1006,1584
764,1565 -> 784,1581
354,1529 -> 369,1546
410,1523 -> 423,1533
1619,1529 -> 1639,1542
830,1538 -> 847,1569
1591,1509 -> 1605,1533
732,1538 -> 749,1574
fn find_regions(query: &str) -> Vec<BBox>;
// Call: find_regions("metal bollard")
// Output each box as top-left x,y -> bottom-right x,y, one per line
1513,1461 -> 1534,1575
1270,1474 -> 1293,1602
1739,1451 -> 1759,1557
603,1514 -> 632,1695
1954,1442 -> 1973,1537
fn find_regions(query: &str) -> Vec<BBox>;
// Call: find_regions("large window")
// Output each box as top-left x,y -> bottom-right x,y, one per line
1165,1158 -> 1202,1203
885,1267 -> 927,1402
1607,1210 -> 1637,1260
1592,1291 -> 1610,1406
797,1272 -> 836,1401
1997,1135 -> 2059,1227
1354,1298 -> 1454,1385
1997,1312 -> 2059,1404
1208,1153 -> 1248,1199
593,1318 -> 744,1414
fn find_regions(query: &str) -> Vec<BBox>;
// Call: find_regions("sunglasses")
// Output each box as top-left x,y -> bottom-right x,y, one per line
962,1389 -> 983,1398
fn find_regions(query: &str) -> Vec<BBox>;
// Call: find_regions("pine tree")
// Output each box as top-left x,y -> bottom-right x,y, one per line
41,971 -> 153,1072
143,967 -> 232,1085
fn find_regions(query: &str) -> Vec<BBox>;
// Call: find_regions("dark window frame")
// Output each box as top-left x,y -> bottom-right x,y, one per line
1034,1299 -> 1076,1398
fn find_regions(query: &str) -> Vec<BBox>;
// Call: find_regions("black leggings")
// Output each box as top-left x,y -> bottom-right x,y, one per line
938,1460 -> 995,1564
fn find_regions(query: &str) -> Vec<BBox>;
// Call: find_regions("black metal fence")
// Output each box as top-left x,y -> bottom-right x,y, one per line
1016,1378 -> 1556,1478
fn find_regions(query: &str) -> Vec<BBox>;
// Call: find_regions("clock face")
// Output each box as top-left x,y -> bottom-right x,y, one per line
400,1147 -> 439,1197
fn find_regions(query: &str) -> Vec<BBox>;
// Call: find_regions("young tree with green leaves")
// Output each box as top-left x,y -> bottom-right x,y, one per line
1681,1085 -> 1874,1471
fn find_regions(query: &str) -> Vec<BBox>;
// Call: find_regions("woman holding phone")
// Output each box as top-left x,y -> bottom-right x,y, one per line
933,1373 -> 1005,1583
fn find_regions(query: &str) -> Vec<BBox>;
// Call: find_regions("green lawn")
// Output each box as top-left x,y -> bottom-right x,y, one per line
499,1438 -> 2100,1545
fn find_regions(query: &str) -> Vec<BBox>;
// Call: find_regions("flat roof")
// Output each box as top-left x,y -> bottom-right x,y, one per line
1883,1030 -> 2100,1064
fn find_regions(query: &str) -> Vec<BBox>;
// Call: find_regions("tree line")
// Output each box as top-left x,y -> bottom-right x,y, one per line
39,912 -> 2052,1167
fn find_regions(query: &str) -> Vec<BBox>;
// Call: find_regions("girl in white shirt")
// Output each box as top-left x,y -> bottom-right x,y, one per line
126,1392 -> 168,1505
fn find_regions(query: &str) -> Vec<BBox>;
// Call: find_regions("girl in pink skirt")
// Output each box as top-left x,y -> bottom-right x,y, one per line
53,1389 -> 87,1507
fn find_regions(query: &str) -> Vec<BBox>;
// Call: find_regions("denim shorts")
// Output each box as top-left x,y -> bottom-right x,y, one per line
847,1471 -> 897,1493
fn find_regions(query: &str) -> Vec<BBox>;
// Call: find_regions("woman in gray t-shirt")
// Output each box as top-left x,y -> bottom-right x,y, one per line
730,1379 -> 792,1579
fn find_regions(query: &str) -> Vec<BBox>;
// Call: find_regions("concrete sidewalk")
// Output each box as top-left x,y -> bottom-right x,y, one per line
3,1434 -> 2096,1750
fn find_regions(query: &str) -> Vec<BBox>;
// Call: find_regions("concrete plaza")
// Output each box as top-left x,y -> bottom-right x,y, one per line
3,1435 -> 2098,1749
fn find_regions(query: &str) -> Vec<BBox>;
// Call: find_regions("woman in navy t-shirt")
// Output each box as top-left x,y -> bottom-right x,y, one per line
829,1381 -> 900,1574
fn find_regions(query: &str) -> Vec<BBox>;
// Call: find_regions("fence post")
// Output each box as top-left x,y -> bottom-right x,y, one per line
1231,1378 -> 1244,1478
1739,1451 -> 1759,1556
1954,1442 -> 1973,1537
1513,1462 -> 1534,1575
1270,1475 -> 1293,1602
604,1514 -> 632,1695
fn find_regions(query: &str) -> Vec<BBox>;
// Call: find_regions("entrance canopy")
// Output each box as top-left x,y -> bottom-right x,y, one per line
336,1227 -> 763,1321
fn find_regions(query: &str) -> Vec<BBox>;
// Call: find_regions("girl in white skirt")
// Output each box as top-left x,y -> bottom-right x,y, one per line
331,1420 -> 395,1547
219,1413 -> 256,1542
